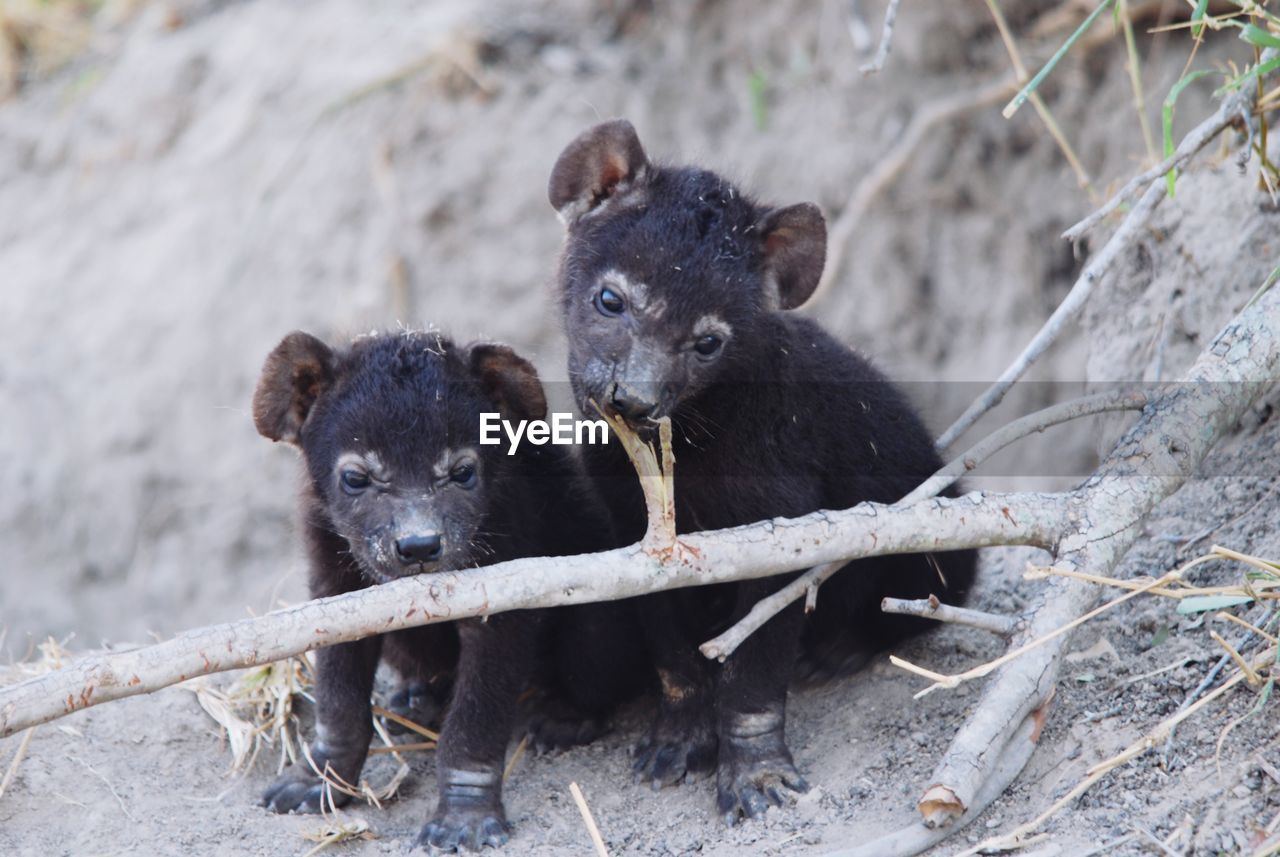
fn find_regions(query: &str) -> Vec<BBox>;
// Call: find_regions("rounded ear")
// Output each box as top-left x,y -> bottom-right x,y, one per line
755,203 -> 827,310
252,331 -> 337,445
467,342 -> 548,423
548,119 -> 649,225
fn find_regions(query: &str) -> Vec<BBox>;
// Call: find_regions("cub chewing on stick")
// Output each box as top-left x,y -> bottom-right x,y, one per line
548,120 -> 978,824
252,329 -> 643,851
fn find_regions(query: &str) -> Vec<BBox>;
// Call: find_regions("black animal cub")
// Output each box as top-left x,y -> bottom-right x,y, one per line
548,121 -> 977,823
253,329 -> 627,851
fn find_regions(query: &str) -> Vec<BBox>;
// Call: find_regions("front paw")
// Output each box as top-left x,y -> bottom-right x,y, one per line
260,764 -> 353,814
417,809 -> 510,852
631,705 -> 718,789
715,712 -> 808,825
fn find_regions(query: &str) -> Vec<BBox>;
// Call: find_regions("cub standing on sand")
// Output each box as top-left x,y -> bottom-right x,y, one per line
252,329 -> 635,851
548,120 -> 977,824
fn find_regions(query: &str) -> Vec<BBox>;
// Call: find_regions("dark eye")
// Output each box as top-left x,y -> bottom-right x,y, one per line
450,462 -> 477,488
595,287 -> 625,317
340,468 -> 371,495
693,335 -> 723,357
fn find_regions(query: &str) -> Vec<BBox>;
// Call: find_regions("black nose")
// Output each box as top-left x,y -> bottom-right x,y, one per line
610,385 -> 658,421
395,533 -> 442,564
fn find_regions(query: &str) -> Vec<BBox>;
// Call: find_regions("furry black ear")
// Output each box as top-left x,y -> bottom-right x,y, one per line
468,343 -> 548,423
755,203 -> 827,310
548,119 -> 649,224
253,331 -> 337,445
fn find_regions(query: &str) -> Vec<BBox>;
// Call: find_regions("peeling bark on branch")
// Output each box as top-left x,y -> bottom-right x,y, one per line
0,491 -> 1063,738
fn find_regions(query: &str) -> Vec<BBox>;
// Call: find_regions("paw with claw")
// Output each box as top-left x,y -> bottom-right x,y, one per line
417,809 -> 510,853
420,767 -> 510,852
260,745 -> 363,814
632,698 -> 718,789
715,711 -> 809,825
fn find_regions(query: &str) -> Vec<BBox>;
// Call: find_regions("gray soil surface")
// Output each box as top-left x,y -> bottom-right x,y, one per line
2,1 -> 1279,854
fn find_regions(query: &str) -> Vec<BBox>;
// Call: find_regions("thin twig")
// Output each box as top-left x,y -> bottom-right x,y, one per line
905,389 -> 1152,504
936,178 -> 1166,450
367,741 -> 434,755
72,755 -> 138,823
1119,0 -> 1159,166
503,734 -> 528,785
1004,0 -> 1115,118
881,595 -> 1019,635
371,704 -> 439,741
1215,610 -> 1279,646
0,726 -> 35,802
569,781 -> 609,857
983,0 -> 1094,192
859,0 -> 902,75
891,569 -> 1184,698
1209,630 -> 1264,686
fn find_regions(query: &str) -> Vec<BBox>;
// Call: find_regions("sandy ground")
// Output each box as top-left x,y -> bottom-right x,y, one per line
3,0 -> 1279,854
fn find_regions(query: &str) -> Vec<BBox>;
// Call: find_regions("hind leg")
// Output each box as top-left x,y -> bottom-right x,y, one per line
631,591 -> 720,789
380,624 -> 458,734
528,601 -> 649,753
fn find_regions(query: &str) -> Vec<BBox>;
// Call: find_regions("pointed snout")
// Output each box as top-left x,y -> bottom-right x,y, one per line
395,533 -> 443,564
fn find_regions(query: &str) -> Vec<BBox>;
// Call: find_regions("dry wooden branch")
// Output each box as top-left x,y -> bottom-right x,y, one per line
903,388 -> 1151,504
595,409 -> 681,556
881,596 -> 1020,636
859,0 -> 902,75
0,490 -> 1062,738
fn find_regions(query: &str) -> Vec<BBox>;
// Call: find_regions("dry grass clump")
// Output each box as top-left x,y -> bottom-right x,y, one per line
184,652 -> 312,774
187,653 -> 447,849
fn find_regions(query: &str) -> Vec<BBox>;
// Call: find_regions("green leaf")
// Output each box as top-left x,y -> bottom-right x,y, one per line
1162,69 -> 1216,196
1191,0 -> 1210,39
1149,624 -> 1170,647
1176,594 -> 1255,614
1240,23 -> 1280,50
1003,0 -> 1115,119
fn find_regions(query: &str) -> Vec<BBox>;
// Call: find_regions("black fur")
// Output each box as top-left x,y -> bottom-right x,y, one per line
252,330 -> 643,851
549,120 -> 977,824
